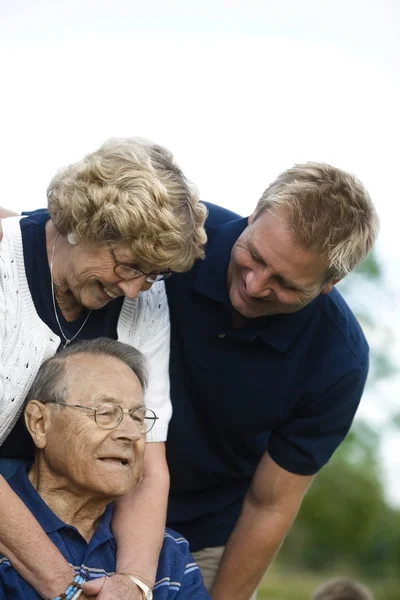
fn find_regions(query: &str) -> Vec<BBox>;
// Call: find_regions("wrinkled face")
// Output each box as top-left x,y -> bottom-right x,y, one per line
227,207 -> 335,319
42,354 -> 146,500
64,243 -> 156,310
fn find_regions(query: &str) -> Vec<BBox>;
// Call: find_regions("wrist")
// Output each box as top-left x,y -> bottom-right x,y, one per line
48,568 -> 89,600
41,566 -> 76,599
117,565 -> 154,588
120,573 -> 153,600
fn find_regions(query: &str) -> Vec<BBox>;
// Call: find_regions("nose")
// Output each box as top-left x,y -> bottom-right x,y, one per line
112,414 -> 143,443
244,270 -> 272,298
117,277 -> 150,299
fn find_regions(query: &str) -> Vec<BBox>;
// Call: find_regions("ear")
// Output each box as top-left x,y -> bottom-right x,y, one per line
248,212 -> 256,225
321,278 -> 340,295
24,401 -> 51,449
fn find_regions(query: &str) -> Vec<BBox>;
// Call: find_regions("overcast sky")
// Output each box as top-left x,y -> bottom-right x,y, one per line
1,0 -> 399,501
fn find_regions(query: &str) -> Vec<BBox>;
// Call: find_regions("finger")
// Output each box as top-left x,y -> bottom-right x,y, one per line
82,577 -> 106,594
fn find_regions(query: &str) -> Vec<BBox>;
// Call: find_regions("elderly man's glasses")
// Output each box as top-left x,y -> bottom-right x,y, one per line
108,245 -> 173,283
47,401 -> 158,433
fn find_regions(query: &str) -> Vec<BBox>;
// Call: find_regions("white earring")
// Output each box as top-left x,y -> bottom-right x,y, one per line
67,232 -> 78,245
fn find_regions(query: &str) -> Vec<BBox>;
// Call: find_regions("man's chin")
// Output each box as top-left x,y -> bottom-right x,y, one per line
112,482 -> 140,498
231,294 -> 268,319
98,482 -> 135,498
233,300 -> 279,319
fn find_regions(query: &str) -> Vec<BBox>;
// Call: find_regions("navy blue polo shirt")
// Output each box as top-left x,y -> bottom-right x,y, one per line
165,202 -> 369,552
0,466 -> 210,599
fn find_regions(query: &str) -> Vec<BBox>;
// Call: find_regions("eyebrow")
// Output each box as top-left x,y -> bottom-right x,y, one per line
110,245 -> 169,276
248,243 -> 266,265
109,245 -> 141,270
248,242 -> 305,291
94,395 -> 145,410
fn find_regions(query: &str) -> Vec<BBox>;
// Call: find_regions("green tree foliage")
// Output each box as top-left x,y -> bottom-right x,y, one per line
353,252 -> 382,279
277,251 -> 400,580
339,252 -> 396,384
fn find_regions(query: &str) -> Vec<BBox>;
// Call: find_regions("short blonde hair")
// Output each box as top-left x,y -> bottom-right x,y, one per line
313,578 -> 374,600
255,163 -> 379,280
47,138 -> 207,271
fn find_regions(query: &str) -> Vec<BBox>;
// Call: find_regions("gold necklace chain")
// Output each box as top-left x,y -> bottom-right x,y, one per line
50,233 -> 92,347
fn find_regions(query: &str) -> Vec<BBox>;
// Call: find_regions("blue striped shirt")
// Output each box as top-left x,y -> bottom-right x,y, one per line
0,466 -> 209,599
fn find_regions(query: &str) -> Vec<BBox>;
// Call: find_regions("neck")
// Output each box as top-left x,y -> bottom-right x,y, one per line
28,457 -> 110,542
45,220 -> 83,321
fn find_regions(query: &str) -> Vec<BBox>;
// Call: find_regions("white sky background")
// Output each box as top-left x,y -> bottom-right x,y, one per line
1,0 -> 400,501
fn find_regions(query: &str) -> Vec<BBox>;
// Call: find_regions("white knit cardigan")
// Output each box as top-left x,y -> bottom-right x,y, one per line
0,217 -> 172,446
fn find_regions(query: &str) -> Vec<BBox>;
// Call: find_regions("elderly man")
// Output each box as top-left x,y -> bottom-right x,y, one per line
165,163 -> 379,599
0,338 -> 209,600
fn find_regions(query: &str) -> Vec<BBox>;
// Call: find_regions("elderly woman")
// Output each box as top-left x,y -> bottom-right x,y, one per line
0,138 -> 207,600
0,338 -> 210,600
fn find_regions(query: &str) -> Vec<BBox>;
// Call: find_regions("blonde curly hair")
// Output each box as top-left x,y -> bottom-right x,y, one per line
47,138 -> 207,271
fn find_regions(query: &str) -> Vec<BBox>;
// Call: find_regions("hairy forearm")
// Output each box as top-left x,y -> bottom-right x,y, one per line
210,496 -> 298,600
0,475 -> 75,598
113,443 -> 170,587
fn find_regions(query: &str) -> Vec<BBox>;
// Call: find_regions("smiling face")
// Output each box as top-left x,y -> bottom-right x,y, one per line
34,353 -> 146,501
61,242 -> 155,310
227,207 -> 336,319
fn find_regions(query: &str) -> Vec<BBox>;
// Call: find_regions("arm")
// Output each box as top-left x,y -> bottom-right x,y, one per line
83,443 -> 170,599
0,207 -> 18,218
114,281 -> 172,584
0,475 -> 77,598
210,453 -> 313,600
113,284 -> 171,581
118,281 -> 172,443
84,283 -> 172,598
211,365 -> 368,598
114,441 -> 170,584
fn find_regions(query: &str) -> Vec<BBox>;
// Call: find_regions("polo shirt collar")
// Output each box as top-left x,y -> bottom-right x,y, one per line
254,297 -> 320,351
8,465 -> 113,538
193,214 -> 321,352
194,216 -> 248,304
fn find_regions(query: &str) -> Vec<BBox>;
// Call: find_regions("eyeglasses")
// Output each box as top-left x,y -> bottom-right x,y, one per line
108,245 -> 174,283
47,401 -> 158,434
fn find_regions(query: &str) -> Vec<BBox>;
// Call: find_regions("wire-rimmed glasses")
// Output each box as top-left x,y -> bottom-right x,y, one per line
108,245 -> 173,283
47,401 -> 158,434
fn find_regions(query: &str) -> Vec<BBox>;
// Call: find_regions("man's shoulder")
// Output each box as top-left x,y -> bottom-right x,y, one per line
156,529 -> 193,576
166,203 -> 241,296
155,529 -> 206,598
316,287 -> 369,369
202,202 -> 242,233
158,528 -> 192,560
162,528 -> 190,548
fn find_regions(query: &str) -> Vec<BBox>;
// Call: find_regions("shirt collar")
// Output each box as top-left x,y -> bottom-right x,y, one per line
193,216 -> 248,304
193,214 -> 321,352
8,465 -> 113,538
